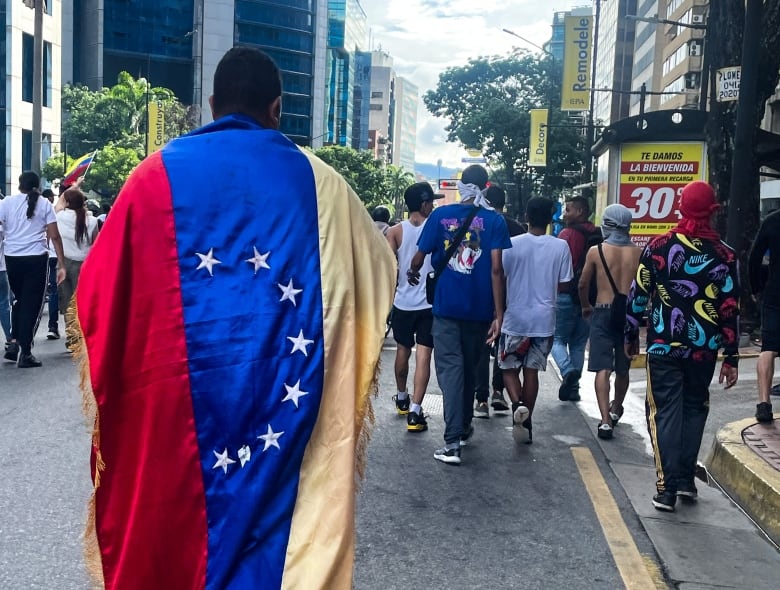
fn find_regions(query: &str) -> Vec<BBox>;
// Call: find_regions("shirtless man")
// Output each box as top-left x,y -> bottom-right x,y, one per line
579,204 -> 641,439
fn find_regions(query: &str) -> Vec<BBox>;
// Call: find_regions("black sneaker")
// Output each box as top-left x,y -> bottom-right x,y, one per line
392,394 -> 410,415
491,391 -> 509,412
4,341 -> 20,362
676,482 -> 698,503
474,402 -> 489,419
47,328 -> 60,340
652,491 -> 676,512
18,353 -> 43,368
597,423 -> 614,440
433,446 -> 461,465
407,410 -> 428,432
756,402 -> 774,424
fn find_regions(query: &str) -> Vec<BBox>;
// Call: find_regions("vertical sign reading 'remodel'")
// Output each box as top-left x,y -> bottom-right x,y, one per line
528,109 -> 548,167
561,15 -> 592,112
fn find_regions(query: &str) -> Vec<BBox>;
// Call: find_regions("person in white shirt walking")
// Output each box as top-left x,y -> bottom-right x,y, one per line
497,197 -> 573,443
0,216 -> 12,351
386,182 -> 440,432
0,172 -> 66,367
56,188 -> 99,349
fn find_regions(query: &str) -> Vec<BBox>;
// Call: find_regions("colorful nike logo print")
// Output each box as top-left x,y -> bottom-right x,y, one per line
694,300 -> 719,325
687,317 -> 707,347
676,234 -> 701,252
684,257 -> 713,274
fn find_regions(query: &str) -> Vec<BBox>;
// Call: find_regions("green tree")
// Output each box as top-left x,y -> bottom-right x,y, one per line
85,145 -> 143,198
41,151 -> 75,184
424,52 -> 584,213
314,145 -> 391,210
383,165 -> 415,215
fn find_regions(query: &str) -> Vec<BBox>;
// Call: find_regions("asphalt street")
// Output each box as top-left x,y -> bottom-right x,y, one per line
2,324 -> 779,589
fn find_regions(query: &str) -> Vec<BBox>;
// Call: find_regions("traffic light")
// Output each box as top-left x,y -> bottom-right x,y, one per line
439,179 -> 457,190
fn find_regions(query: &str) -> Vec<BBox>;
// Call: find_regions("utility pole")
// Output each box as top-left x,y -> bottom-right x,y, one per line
30,0 -> 44,174
582,0 -> 601,196
726,0 -> 761,250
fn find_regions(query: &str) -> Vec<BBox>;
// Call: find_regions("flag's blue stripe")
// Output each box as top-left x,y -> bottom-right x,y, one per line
161,115 -> 324,590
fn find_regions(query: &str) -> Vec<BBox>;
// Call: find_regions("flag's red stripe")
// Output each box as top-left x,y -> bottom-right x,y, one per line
77,153 -> 207,589
62,162 -> 90,186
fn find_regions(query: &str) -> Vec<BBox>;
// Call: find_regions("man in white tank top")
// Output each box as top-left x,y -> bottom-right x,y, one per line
385,183 -> 440,432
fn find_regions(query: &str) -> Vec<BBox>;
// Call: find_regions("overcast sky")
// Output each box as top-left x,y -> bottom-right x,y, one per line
359,0 -> 586,169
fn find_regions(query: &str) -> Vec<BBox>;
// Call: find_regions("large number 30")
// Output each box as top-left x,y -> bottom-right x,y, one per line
627,187 -> 681,220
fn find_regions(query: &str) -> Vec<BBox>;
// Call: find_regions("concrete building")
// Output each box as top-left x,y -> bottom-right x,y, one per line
629,0 -> 666,116
391,76 -> 417,173
657,0 -> 708,111
592,0 -> 637,126
367,50 -> 394,163
2,0 -> 62,194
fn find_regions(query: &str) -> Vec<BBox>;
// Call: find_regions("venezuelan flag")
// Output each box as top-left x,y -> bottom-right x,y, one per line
74,115 -> 396,589
62,151 -> 96,186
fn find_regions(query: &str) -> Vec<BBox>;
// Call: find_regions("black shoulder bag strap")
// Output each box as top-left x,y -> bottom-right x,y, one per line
597,243 -> 619,296
431,206 -> 480,281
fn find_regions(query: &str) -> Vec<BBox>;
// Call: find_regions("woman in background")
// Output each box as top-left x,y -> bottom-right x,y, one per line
55,188 -> 99,349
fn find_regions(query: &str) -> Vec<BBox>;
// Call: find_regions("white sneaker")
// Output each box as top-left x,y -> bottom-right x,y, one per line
513,404 -> 529,425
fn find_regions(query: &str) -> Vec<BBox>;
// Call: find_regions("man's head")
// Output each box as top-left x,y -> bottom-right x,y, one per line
601,203 -> 634,245
564,196 -> 590,226
210,47 -> 283,129
42,189 -> 55,203
372,206 -> 390,224
526,197 -> 555,229
404,182 -> 439,217
460,165 -> 489,190
486,186 -> 507,211
679,181 -> 719,221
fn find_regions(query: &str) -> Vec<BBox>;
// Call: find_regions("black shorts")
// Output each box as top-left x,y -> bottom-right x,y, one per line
762,303 -> 780,353
588,307 -> 630,376
391,307 -> 434,349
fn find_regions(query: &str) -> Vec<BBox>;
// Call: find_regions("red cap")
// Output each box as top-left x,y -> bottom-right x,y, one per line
680,181 -> 719,220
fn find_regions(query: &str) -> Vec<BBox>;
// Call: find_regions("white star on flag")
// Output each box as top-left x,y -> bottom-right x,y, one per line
196,248 -> 222,276
287,329 -> 314,356
282,379 -> 309,408
237,445 -> 251,467
212,448 -> 236,474
278,278 -> 303,306
245,246 -> 271,274
258,424 -> 284,452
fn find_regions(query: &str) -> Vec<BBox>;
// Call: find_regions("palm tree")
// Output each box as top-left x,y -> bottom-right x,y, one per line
384,165 -> 415,219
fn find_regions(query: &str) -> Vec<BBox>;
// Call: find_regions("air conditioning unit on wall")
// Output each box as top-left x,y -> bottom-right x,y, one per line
690,42 -> 702,57
692,14 -> 705,24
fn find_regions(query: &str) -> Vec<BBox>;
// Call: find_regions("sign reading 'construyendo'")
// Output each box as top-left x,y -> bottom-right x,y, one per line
619,141 -> 707,247
561,15 -> 592,112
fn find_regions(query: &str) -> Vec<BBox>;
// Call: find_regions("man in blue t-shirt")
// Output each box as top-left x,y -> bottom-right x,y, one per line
408,165 -> 512,465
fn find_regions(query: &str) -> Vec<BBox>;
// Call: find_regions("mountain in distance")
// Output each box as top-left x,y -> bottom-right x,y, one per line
414,162 -> 458,182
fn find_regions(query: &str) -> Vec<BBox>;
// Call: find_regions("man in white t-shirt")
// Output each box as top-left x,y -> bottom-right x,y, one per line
385,182 -> 440,432
497,197 -> 573,443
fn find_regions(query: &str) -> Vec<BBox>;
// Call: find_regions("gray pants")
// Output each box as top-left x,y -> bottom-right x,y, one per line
433,316 -> 490,444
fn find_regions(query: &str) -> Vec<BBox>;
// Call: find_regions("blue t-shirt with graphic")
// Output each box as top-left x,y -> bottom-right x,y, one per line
417,203 -> 512,322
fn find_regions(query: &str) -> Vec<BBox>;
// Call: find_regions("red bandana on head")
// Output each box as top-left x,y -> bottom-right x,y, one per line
670,181 -> 721,242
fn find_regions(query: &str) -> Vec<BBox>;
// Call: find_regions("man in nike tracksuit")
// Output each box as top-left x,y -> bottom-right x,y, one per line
626,181 -> 740,513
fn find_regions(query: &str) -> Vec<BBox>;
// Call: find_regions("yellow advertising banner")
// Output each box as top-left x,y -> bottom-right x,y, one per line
147,100 -> 165,155
561,15 -> 592,111
528,109 -> 548,167
618,141 -> 708,247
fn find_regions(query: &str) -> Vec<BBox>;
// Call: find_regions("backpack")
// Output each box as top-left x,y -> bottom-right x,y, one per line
568,224 -> 603,306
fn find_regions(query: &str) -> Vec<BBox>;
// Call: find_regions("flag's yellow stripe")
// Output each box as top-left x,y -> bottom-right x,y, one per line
281,150 -> 396,589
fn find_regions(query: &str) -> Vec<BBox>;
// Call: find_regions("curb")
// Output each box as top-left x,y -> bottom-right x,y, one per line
705,417 -> 780,546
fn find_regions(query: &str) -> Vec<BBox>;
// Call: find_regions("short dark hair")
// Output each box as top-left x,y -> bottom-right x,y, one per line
372,206 -> 390,223
566,195 -> 590,217
526,197 -> 555,228
461,165 -> 489,189
212,47 -> 282,118
486,185 -> 506,209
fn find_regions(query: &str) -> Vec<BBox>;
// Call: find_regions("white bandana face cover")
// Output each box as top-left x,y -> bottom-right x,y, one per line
456,181 -> 494,210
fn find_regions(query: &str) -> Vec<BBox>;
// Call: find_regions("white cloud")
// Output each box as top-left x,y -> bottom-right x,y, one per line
359,0 -> 583,169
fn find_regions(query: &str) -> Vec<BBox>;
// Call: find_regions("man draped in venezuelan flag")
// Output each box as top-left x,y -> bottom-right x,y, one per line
75,47 -> 395,589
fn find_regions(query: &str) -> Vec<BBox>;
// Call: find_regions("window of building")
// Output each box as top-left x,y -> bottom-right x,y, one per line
370,104 -> 382,111
22,130 -> 33,171
371,91 -> 383,98
44,41 -> 52,108
22,33 -> 33,103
